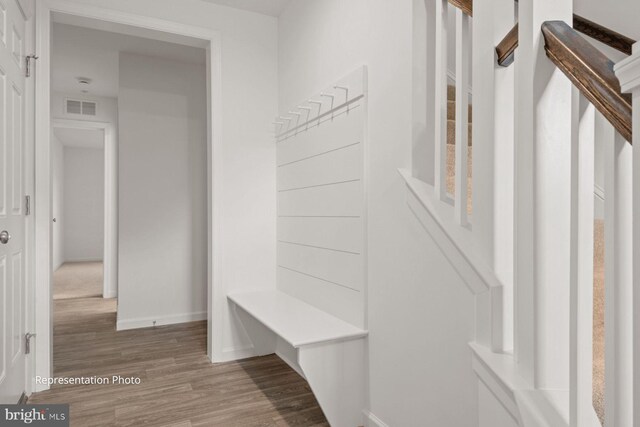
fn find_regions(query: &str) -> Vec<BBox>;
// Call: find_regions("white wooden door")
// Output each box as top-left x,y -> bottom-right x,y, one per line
0,0 -> 26,404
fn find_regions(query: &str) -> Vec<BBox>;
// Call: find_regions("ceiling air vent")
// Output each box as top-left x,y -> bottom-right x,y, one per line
65,98 -> 97,116
66,99 -> 82,115
82,101 -> 97,116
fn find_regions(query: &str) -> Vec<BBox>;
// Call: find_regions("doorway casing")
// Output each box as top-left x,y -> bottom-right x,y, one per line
33,0 -> 222,391
51,119 -> 116,299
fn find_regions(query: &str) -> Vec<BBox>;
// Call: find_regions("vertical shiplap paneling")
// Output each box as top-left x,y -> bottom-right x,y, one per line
276,69 -> 366,329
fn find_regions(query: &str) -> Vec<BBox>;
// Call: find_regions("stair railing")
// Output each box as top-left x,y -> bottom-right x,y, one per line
496,15 -> 636,67
614,44 -> 640,427
535,17 -> 632,427
415,0 -> 638,425
510,4 -> 634,426
413,0 -> 516,354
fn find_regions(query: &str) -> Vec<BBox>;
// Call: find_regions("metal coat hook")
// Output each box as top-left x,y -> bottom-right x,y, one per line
334,86 -> 349,100
320,93 -> 336,119
288,111 -> 302,135
279,116 -> 293,131
308,100 -> 323,118
334,86 -> 350,113
288,111 -> 302,122
297,106 -> 312,122
320,92 -> 335,106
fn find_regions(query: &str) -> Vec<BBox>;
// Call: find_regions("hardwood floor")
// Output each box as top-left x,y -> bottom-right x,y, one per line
30,296 -> 328,426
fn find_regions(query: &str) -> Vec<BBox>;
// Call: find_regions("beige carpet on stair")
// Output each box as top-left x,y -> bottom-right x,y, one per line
53,262 -> 104,300
593,219 -> 605,425
446,85 -> 604,423
445,86 -> 473,215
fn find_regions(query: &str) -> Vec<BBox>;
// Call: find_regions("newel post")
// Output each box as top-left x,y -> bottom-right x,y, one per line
614,42 -> 640,427
514,0 -> 573,389
471,0 -> 516,353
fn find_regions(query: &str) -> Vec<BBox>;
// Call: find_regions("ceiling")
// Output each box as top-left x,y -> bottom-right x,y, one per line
52,23 -> 206,98
54,128 -> 104,149
199,0 -> 290,17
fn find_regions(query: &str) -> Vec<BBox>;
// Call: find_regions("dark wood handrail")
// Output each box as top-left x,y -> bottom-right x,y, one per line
496,14 -> 636,67
542,21 -> 632,142
448,0 -> 472,16
495,24 -> 519,67
496,25 -> 517,67
573,15 -> 635,56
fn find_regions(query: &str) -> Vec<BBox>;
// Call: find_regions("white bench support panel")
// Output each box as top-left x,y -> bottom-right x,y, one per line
299,340 -> 366,427
228,290 -> 368,427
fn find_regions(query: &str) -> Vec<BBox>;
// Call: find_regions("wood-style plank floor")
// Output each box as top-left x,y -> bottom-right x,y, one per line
30,295 -> 328,426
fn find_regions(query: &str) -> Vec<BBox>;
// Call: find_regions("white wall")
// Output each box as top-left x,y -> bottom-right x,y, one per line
51,22 -> 205,98
574,0 -> 640,42
52,132 -> 65,270
117,52 -> 208,329
63,146 -> 105,262
279,2 -> 477,426
573,0 -> 639,65
66,0 -> 278,357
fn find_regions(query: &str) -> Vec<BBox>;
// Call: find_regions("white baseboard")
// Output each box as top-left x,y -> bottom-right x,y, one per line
363,410 -> 390,427
64,257 -> 103,263
214,345 -> 260,363
103,290 -> 117,299
116,311 -> 206,331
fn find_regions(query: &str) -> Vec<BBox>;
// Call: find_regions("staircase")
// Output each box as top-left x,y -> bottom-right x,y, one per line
411,0 -> 639,425
447,81 -> 606,422
593,219 -> 605,424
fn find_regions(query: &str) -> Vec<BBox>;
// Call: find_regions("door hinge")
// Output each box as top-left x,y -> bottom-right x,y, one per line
25,195 -> 30,216
25,54 -> 39,78
25,333 -> 36,355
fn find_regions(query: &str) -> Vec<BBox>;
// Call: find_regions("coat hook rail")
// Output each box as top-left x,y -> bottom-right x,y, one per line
274,66 -> 367,140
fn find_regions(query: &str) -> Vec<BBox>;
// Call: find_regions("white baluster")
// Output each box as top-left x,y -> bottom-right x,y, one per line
471,0 -> 515,352
434,0 -> 448,201
454,9 -> 469,225
514,0 -> 573,387
569,92 -> 598,427
603,127 -> 633,427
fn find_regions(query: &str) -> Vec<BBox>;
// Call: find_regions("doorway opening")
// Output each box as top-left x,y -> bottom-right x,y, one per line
51,125 -> 107,301
33,3 -> 221,390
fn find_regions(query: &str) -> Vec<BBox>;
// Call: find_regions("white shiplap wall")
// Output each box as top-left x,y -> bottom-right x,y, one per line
276,68 -> 367,329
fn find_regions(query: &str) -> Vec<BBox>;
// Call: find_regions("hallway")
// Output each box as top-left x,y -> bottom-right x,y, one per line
53,262 -> 104,300
30,291 -> 328,426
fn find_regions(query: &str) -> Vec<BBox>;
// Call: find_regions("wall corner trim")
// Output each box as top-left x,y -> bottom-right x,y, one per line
362,410 -> 390,427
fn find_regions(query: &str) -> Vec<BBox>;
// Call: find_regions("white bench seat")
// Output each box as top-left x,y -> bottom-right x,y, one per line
227,290 -> 367,348
227,289 -> 368,427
